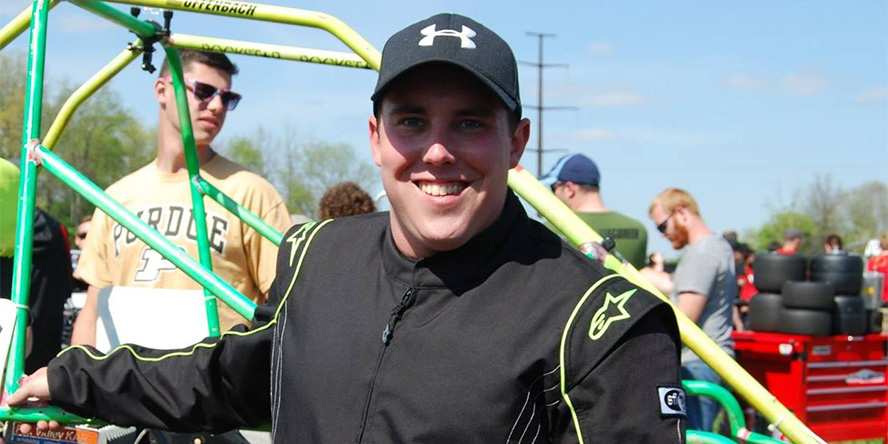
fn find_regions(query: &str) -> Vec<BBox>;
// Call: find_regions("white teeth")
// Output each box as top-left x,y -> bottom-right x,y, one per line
420,183 -> 465,196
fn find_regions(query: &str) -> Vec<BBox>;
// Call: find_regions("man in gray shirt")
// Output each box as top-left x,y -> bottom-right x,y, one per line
647,187 -> 736,433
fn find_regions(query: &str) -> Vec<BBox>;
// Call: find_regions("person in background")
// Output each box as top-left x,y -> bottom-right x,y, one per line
648,187 -> 736,432
540,153 -> 649,269
734,244 -> 756,331
824,233 -> 844,254
70,49 -> 290,444
70,216 -> 92,292
74,216 -> 91,251
776,228 -> 802,255
317,181 -> 376,219
867,232 -> 888,304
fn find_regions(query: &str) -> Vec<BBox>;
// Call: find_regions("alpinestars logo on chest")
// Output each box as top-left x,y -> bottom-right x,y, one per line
419,24 -> 477,48
588,289 -> 637,340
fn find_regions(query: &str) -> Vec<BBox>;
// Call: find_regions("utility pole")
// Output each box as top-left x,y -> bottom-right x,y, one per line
520,32 -> 576,177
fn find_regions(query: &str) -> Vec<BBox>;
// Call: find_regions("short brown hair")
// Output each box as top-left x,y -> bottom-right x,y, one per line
159,49 -> 238,78
318,182 -> 376,220
649,187 -> 700,217
880,232 -> 888,250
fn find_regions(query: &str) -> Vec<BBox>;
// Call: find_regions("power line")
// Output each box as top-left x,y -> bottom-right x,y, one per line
519,32 -> 577,177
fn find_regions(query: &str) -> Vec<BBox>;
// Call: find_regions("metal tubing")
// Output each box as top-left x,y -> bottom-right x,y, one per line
194,177 -> 283,246
0,0 -> 60,50
86,0 -> 381,70
68,0 -> 158,38
162,46 -> 222,336
43,42 -> 144,149
5,0 -> 52,398
37,145 -> 257,321
683,380 -> 745,438
507,165 -> 827,444
168,34 -> 371,69
685,431 -> 737,444
0,405 -> 92,424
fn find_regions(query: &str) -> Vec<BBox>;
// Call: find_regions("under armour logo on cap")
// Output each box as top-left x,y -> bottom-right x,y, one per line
371,13 -> 521,117
418,24 -> 477,49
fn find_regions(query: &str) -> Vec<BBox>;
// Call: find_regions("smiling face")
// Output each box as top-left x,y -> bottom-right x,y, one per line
370,64 -> 529,259
155,61 -> 231,149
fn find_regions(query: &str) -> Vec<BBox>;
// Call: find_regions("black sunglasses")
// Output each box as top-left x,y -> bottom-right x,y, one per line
164,77 -> 242,111
656,213 -> 673,234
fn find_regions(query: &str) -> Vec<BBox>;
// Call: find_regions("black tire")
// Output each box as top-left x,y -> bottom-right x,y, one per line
811,270 -> 864,295
810,254 -> 864,274
833,295 -> 866,335
753,253 -> 806,293
782,281 -> 835,310
748,293 -> 783,332
867,309 -> 883,334
779,308 -> 832,336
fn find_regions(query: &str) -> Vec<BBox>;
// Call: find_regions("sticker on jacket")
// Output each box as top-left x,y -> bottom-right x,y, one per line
658,386 -> 687,417
588,288 -> 636,340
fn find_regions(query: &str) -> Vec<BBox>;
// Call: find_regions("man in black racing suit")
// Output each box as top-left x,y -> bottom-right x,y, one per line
9,13 -> 687,444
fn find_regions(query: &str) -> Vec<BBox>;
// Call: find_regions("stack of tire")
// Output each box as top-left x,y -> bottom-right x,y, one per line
747,253 -> 877,336
810,254 -> 881,335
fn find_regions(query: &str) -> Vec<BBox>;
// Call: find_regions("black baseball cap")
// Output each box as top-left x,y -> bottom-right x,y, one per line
371,13 -> 521,118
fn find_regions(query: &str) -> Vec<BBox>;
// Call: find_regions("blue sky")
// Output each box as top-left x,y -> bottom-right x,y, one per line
2,0 -> 886,257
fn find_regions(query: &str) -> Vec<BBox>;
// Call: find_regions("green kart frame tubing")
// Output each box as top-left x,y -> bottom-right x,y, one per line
2,1 -> 829,442
162,46 -> 222,336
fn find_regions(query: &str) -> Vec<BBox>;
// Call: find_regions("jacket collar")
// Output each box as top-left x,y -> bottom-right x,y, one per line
382,191 -> 525,293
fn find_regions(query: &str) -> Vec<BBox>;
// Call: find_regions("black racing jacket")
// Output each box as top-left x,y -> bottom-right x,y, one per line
49,192 -> 685,443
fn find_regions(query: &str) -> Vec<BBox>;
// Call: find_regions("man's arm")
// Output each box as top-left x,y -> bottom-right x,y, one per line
8,325 -> 272,432
69,285 -> 100,346
676,291 -> 707,323
640,267 -> 675,295
560,304 -> 685,443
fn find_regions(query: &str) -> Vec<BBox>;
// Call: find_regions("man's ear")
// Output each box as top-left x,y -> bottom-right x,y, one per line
154,78 -> 169,107
508,118 -> 531,168
369,115 -> 382,167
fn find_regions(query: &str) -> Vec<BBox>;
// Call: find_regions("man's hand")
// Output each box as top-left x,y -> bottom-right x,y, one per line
3,367 -> 60,433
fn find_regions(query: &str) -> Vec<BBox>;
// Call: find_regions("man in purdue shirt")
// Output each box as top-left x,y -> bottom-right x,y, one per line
71,50 -> 290,343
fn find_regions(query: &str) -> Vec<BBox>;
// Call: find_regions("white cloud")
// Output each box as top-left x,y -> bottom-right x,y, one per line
855,87 -> 888,104
725,74 -> 762,91
542,84 -> 645,108
724,72 -> 830,97
582,90 -> 643,107
571,128 -> 615,141
587,42 -> 616,55
779,73 -> 829,97
55,14 -> 116,34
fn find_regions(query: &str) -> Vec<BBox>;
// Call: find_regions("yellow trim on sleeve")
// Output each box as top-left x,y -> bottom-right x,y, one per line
558,273 -> 619,444
57,219 -> 333,363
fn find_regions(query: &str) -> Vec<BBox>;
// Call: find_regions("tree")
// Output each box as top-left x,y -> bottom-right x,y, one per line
266,126 -> 376,219
1,52 -> 154,231
220,128 -> 268,177
800,173 -> 847,238
218,125 -> 377,219
843,181 -> 888,248
756,211 -> 820,256
38,85 -> 154,228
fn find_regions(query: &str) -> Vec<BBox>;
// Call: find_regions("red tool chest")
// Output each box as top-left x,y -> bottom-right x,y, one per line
733,331 -> 888,442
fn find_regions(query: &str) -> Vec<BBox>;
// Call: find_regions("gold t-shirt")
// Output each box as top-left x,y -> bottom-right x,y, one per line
75,154 -> 291,331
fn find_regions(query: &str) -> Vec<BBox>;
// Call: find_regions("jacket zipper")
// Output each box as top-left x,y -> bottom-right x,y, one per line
382,289 -> 414,345
356,288 -> 414,443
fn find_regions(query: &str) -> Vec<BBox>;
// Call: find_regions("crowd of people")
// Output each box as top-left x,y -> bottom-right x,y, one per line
2,11 -> 886,443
